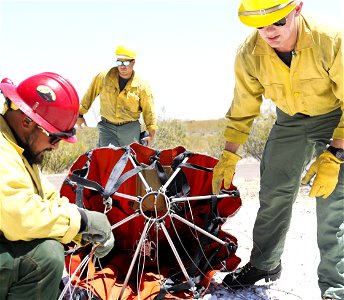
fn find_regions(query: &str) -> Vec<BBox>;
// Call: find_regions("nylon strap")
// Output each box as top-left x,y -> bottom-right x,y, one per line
155,279 -> 195,300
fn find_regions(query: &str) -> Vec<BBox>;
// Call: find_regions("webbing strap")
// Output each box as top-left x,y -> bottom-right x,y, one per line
69,147 -> 132,206
70,167 -> 105,196
69,148 -> 159,206
155,279 -> 195,300
103,147 -> 131,198
178,162 -> 213,173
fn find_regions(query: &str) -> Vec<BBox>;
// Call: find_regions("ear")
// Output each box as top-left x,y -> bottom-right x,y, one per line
295,1 -> 303,16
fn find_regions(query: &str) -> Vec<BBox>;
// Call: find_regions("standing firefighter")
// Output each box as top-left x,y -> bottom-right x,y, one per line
0,73 -> 114,300
77,45 -> 158,147
212,0 -> 343,299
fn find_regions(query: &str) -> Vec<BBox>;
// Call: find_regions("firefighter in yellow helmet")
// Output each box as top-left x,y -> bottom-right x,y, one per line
0,73 -> 114,300
212,1 -> 343,298
77,44 -> 158,147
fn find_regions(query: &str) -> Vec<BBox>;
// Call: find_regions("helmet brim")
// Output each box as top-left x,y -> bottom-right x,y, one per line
116,55 -> 136,60
0,83 -> 77,143
238,3 -> 297,28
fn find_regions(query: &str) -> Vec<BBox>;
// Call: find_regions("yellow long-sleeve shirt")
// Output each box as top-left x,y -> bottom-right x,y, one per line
225,14 -> 343,144
0,116 -> 81,244
80,67 -> 158,132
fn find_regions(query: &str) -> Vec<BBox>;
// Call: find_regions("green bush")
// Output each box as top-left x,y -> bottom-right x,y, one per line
184,122 -> 226,158
41,127 -> 98,174
151,119 -> 187,150
41,113 -> 276,174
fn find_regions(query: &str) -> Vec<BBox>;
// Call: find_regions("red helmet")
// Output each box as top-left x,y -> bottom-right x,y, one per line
0,72 -> 79,143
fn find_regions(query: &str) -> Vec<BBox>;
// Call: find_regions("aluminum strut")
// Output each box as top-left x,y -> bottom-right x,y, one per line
118,219 -> 153,300
171,213 -> 226,246
160,222 -> 190,281
160,157 -> 189,194
111,211 -> 141,230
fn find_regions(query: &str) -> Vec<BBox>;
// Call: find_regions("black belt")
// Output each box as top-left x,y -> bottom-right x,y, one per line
101,117 -> 133,126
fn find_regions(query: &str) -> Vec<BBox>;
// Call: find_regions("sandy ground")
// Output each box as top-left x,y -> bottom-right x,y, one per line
198,157 -> 321,299
47,159 -> 321,300
211,174 -> 320,300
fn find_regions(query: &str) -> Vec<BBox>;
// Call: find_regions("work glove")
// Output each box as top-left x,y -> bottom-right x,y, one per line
212,150 -> 241,194
78,208 -> 114,258
301,150 -> 343,199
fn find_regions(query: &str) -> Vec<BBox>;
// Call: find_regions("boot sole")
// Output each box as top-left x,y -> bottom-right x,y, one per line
223,270 -> 282,290
264,270 -> 281,283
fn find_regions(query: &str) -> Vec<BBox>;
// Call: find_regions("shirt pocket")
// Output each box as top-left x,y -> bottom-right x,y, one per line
263,83 -> 285,102
299,78 -> 334,112
300,78 -> 331,97
125,91 -> 140,113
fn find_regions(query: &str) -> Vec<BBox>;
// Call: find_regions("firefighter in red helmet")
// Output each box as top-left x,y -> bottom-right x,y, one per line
0,73 -> 114,300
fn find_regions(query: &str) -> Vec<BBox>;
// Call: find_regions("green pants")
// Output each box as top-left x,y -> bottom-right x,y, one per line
0,237 -> 64,300
250,108 -> 344,299
97,119 -> 140,147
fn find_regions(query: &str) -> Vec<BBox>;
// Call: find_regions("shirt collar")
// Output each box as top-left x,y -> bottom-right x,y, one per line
253,14 -> 315,56
107,67 -> 139,89
0,115 -> 24,156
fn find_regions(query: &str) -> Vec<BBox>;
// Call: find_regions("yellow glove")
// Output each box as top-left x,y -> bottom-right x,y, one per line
301,150 -> 343,198
212,150 -> 241,194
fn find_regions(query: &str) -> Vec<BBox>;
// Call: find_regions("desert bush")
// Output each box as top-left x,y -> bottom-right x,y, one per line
184,121 -> 226,158
41,113 -> 276,174
151,119 -> 187,149
41,127 -> 98,173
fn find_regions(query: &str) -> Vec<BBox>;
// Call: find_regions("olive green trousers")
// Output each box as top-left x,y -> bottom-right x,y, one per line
97,119 -> 140,147
250,108 -> 344,299
0,237 -> 64,300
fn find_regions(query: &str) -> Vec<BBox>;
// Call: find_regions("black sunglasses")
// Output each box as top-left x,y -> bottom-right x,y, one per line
116,60 -> 133,67
38,126 -> 76,145
257,17 -> 287,29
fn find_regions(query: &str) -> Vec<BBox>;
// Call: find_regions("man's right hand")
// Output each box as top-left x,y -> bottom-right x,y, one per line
212,150 -> 241,194
76,116 -> 87,128
78,208 -> 114,258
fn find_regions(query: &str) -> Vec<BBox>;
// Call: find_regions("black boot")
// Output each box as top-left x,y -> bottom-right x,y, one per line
222,262 -> 282,289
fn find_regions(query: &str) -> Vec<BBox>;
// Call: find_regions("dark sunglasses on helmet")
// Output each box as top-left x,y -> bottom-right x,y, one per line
257,17 -> 287,29
37,125 -> 76,145
116,60 -> 133,67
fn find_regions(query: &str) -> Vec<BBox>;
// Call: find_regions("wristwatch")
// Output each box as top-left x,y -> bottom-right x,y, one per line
327,146 -> 344,161
78,114 -> 84,118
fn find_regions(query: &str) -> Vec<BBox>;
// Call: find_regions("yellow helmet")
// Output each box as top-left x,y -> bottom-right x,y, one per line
115,45 -> 136,60
238,0 -> 298,28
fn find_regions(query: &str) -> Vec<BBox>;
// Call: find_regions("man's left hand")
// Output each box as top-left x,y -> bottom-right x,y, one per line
301,150 -> 342,198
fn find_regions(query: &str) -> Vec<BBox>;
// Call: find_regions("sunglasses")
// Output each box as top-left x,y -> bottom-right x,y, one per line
257,17 -> 287,29
116,60 -> 133,67
37,125 -> 76,145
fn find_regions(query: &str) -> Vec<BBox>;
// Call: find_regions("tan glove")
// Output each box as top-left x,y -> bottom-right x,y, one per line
301,150 -> 343,198
212,150 -> 241,194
